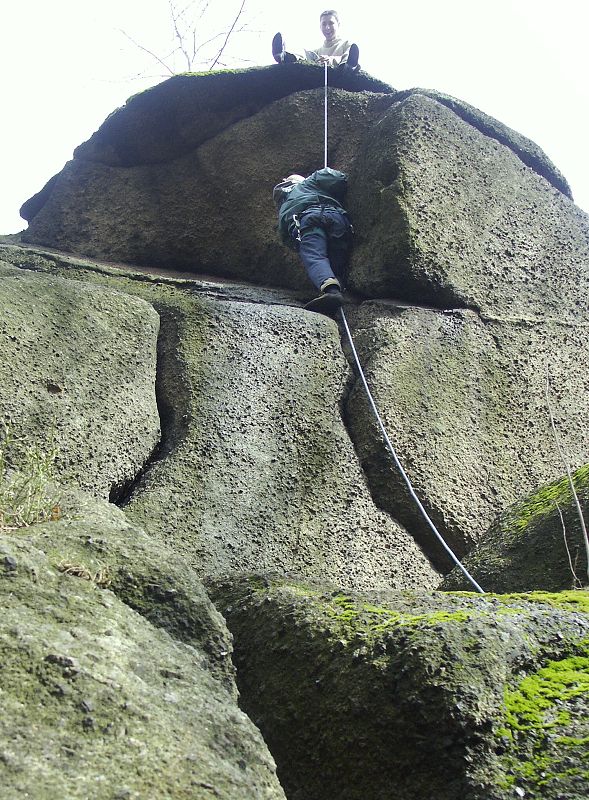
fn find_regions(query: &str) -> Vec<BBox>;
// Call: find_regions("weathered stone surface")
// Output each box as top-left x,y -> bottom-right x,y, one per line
3,243 -> 589,592
0,492 -> 286,800
0,65 -> 589,800
442,464 -> 589,592
348,92 -> 589,319
72,65 -> 394,167
20,88 -> 391,290
20,69 -> 576,305
124,289 -> 438,591
0,246 -> 439,591
392,88 -> 571,196
342,301 -> 589,567
20,64 -> 392,228
210,575 -> 589,800
6,64 -> 589,800
0,263 -> 160,499
21,487 -> 237,689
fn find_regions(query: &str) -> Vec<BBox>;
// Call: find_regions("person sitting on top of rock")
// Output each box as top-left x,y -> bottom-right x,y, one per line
273,167 -> 354,316
272,9 -> 360,71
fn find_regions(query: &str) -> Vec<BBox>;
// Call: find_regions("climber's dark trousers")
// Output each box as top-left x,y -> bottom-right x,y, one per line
295,208 -> 351,290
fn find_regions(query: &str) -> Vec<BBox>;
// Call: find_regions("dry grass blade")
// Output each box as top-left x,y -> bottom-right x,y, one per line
545,370 -> 589,584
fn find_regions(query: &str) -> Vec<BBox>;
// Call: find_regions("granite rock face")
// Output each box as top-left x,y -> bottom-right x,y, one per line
342,302 -> 589,567
0,247 -> 439,590
348,92 -> 588,318
14,66 -> 589,567
0,262 -> 160,499
20,68 -> 578,307
3,63 -> 589,799
123,290 -> 439,590
20,67 -> 393,289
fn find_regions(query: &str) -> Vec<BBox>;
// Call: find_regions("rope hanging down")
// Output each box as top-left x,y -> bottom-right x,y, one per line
322,62 -> 484,593
338,309 -> 485,594
324,63 -> 329,168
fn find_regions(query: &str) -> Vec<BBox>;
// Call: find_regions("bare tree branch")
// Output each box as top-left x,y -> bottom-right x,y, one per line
209,0 -> 247,70
169,0 -> 193,71
119,29 -> 176,76
195,0 -> 211,23
120,0 -> 251,78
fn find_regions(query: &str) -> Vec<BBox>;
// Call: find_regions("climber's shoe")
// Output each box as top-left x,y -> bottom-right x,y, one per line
272,32 -> 284,63
346,43 -> 360,70
304,286 -> 344,317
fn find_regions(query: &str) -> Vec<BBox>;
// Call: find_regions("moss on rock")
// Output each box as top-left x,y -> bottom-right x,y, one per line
442,466 -> 589,592
0,491 -> 286,799
209,575 -> 589,800
497,647 -> 589,797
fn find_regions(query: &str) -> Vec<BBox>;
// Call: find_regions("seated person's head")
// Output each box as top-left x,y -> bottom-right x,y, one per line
320,10 -> 340,42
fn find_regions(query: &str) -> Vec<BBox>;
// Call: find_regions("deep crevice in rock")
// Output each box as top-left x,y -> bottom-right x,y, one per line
110,310 -> 190,507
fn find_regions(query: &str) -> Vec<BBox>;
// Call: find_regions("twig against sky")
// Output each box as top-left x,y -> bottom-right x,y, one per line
209,0 -> 247,70
120,0 -> 252,76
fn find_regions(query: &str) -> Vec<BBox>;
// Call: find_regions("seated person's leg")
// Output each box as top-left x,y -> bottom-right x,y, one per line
339,43 -> 360,71
272,32 -> 298,63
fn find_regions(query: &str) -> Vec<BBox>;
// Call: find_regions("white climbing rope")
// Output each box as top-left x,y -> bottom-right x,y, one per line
338,308 -> 485,594
321,62 -> 484,592
324,62 -> 329,168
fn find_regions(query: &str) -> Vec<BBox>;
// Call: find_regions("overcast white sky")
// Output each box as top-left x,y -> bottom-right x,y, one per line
2,0 -> 588,233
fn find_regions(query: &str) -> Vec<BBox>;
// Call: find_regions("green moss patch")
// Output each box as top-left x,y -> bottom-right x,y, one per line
327,593 -> 475,633
499,654 -> 589,793
503,651 -> 589,734
506,464 -> 589,534
494,590 -> 589,615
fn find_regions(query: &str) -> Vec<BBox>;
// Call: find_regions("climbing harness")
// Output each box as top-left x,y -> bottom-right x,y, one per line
321,60 -> 485,594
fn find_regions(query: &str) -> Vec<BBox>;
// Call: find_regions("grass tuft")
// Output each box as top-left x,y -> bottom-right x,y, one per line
0,419 -> 61,531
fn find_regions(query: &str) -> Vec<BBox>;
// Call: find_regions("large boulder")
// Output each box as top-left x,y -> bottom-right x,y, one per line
5,64 -> 589,800
442,464 -> 589,592
2,237 -> 589,589
19,87 -> 390,290
8,65 -> 589,584
0,489 -> 286,799
71,66 -> 393,167
0,262 -> 160,499
20,68 -> 576,304
348,92 -> 588,318
0,64 -> 589,800
0,246 -> 439,591
19,67 -> 393,288
121,286 -> 439,591
210,575 -> 589,800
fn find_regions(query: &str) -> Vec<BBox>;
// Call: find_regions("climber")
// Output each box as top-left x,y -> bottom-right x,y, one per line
272,9 -> 360,71
273,167 -> 353,316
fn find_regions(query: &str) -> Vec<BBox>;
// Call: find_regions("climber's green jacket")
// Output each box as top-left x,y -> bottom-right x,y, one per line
274,168 -> 348,244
